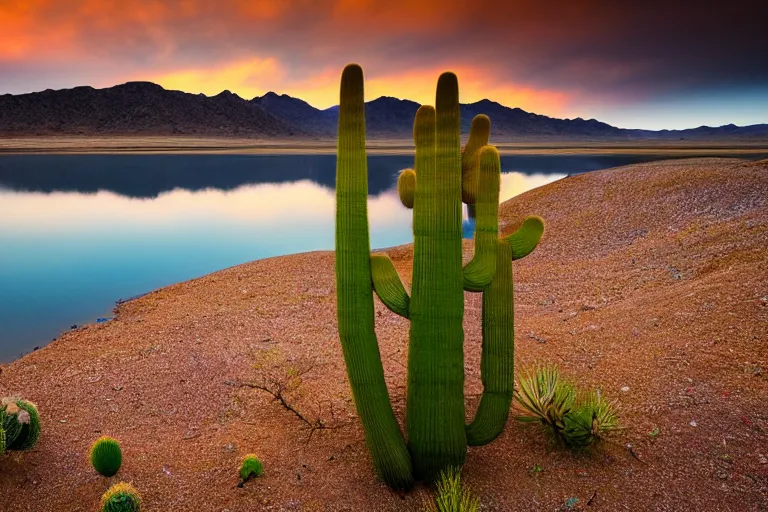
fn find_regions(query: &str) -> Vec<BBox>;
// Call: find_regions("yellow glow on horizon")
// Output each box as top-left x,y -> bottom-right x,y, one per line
142,57 -> 572,116
149,57 -> 284,98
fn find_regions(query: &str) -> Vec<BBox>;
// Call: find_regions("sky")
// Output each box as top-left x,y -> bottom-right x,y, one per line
1,0 -> 766,130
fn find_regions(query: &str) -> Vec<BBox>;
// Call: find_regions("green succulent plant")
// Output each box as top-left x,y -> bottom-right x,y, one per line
1,398 -> 40,451
561,391 -> 621,448
90,436 -> 123,477
515,365 -> 574,433
335,63 -> 544,487
515,365 -> 621,449
425,467 -> 481,512
239,454 -> 264,484
100,482 -> 141,512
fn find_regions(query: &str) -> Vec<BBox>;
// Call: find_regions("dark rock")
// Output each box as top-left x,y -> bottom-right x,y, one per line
5,82 -> 763,139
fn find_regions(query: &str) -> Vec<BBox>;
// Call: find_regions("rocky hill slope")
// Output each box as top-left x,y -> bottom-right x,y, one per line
1,158 -> 766,510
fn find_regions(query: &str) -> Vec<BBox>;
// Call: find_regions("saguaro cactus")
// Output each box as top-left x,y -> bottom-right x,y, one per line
335,64 -> 414,490
334,64 -> 544,487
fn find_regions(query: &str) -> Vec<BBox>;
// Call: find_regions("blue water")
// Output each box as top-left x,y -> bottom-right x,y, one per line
0,153 -> 756,361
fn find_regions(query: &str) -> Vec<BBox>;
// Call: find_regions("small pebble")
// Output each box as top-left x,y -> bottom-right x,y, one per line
621,386 -> 630,392
690,420 -> 698,427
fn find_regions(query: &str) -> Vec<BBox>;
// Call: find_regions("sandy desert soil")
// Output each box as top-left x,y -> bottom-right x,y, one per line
1,158 -> 766,511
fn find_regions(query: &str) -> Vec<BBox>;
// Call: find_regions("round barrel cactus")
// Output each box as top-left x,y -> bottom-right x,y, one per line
239,454 -> 264,484
2,398 -> 40,451
101,482 -> 141,512
90,436 -> 123,477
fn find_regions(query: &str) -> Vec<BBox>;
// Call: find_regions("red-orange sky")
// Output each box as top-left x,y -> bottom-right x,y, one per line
1,0 -> 766,129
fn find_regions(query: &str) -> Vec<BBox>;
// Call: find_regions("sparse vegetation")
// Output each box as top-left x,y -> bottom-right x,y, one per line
238,454 -> 264,485
1,398 -> 41,451
425,467 -> 481,512
226,351 -> 348,441
515,365 -> 622,449
100,482 -> 141,512
90,436 -> 123,477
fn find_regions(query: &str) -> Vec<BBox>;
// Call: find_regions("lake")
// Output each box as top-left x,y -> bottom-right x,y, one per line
0,152 -> 759,361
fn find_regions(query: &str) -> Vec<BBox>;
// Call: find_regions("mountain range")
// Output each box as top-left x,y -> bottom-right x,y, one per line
1,81 -> 766,140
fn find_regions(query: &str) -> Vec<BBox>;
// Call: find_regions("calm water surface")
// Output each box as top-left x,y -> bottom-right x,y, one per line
0,153 -> 755,361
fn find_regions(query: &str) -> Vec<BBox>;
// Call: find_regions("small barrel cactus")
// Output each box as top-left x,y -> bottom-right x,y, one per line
90,436 -> 123,476
101,482 -> 141,512
238,454 -> 264,486
2,398 -> 40,451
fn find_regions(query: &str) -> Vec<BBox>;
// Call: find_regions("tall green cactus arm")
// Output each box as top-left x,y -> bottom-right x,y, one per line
461,114 -> 491,205
335,63 -> 413,490
371,253 -> 410,318
463,145 -> 501,292
466,240 -> 515,445
407,72 -> 467,481
397,168 -> 416,209
504,216 -> 545,260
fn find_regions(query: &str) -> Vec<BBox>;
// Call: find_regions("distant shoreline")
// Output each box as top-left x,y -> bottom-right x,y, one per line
2,136 -> 768,156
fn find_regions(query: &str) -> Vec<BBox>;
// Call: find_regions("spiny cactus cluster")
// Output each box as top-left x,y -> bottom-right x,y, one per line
515,365 -> 621,449
1,398 -> 41,454
335,64 -> 544,488
101,482 -> 141,512
91,436 -> 123,477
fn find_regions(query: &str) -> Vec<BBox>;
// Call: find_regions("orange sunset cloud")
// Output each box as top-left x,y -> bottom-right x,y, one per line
145,57 -> 571,116
0,0 -> 765,129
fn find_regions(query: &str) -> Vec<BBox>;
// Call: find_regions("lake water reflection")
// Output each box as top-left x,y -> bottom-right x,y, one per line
0,152 -> 734,361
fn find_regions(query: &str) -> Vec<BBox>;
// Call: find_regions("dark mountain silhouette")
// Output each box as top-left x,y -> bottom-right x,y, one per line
0,82 -> 301,137
1,82 -> 766,140
624,123 -> 768,139
252,94 -> 422,137
461,99 -> 623,137
251,92 -> 335,136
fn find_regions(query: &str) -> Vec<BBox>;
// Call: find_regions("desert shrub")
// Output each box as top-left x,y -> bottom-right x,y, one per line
90,436 -> 123,477
239,454 -> 264,484
425,467 -> 481,512
515,365 -> 621,449
2,398 -> 41,451
561,391 -> 620,448
101,482 -> 141,512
